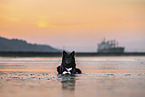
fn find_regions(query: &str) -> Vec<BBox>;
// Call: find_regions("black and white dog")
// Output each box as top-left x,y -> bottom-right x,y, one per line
57,51 -> 82,75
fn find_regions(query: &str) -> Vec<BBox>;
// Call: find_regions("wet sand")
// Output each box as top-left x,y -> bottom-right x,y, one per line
0,56 -> 145,97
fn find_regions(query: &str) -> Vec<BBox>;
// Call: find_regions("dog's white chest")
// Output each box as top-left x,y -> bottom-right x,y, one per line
62,68 -> 72,74
66,67 -> 72,72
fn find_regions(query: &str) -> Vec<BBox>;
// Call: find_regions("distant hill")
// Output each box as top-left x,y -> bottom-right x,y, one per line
0,36 -> 61,52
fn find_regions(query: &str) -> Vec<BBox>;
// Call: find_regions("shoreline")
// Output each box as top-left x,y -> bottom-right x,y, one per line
0,52 -> 145,57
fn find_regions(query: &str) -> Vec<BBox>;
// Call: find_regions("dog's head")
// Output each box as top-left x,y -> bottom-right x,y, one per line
62,51 -> 76,68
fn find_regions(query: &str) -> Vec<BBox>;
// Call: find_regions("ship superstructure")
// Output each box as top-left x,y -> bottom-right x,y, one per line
97,39 -> 124,53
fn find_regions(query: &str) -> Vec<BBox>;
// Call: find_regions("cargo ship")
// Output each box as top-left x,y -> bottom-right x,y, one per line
97,39 -> 125,53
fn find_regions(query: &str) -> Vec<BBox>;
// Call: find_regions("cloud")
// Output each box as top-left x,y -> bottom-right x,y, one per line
36,21 -> 96,28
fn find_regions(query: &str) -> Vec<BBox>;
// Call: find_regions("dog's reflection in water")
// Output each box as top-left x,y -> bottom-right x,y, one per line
58,75 -> 76,90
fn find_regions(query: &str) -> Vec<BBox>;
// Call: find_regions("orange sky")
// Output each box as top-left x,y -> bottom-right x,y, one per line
0,0 -> 145,52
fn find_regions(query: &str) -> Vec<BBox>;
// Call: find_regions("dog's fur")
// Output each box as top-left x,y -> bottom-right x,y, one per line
57,51 -> 82,75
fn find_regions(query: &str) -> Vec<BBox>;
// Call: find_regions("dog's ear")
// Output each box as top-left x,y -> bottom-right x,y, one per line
70,51 -> 75,56
63,51 -> 67,56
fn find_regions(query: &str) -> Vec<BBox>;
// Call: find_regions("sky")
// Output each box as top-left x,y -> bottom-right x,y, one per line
0,0 -> 145,52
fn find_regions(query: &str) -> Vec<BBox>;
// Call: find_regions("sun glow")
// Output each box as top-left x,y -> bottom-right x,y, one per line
37,21 -> 48,28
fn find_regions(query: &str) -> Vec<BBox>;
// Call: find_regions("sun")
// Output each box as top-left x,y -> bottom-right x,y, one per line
37,21 -> 48,28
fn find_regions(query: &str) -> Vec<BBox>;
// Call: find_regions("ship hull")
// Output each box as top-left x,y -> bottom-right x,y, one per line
98,47 -> 124,53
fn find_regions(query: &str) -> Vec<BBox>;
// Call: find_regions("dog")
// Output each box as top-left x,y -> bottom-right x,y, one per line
57,51 -> 82,75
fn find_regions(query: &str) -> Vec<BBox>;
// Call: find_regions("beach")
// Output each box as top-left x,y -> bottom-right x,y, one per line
0,56 -> 145,97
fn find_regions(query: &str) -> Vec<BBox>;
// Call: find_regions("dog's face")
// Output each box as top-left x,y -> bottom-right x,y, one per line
62,51 -> 76,68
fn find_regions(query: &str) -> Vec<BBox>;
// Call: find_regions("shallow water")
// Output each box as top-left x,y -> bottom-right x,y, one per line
0,56 -> 145,97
